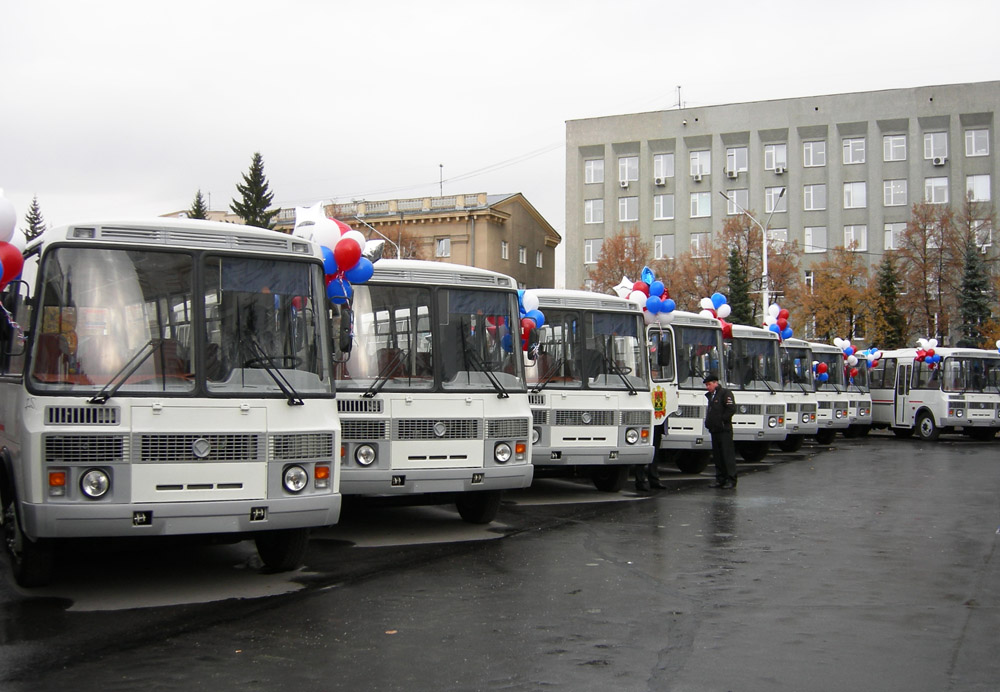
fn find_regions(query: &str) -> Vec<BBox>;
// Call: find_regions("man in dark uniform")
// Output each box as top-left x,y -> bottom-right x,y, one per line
703,373 -> 738,489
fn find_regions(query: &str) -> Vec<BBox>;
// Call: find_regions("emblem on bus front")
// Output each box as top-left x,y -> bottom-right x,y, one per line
192,438 -> 211,459
433,421 -> 448,438
581,412 -> 592,425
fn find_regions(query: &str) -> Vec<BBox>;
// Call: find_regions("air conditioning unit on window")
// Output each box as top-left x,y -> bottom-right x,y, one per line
692,173 -> 703,182
654,176 -> 666,186
774,166 -> 785,175
726,169 -> 738,179
619,179 -> 630,188
932,156 -> 947,166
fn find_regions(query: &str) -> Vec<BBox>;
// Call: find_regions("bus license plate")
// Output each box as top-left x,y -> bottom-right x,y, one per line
250,507 -> 267,522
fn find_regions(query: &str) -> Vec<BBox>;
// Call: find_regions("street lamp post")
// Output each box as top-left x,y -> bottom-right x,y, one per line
718,187 -> 785,317
353,215 -> 401,259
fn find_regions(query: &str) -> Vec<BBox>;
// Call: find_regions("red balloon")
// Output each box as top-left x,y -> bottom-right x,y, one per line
817,362 -> 829,374
0,242 -> 24,288
778,309 -> 789,319
850,367 -> 859,377
521,317 -> 536,330
721,320 -> 733,339
926,348 -> 935,357
632,281 -> 650,296
333,218 -> 353,235
291,296 -> 303,310
334,236 -> 362,272
521,326 -> 532,351
777,318 -> 788,330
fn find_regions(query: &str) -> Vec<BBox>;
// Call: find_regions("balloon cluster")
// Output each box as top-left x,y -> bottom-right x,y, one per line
517,290 -> 545,352
833,337 -> 875,381
613,266 -> 676,325
698,292 -> 733,338
996,339 -> 1000,355
763,303 -> 793,341
0,191 -> 26,291
291,202 -> 381,304
856,346 -> 882,370
812,360 -> 830,383
914,337 -> 941,369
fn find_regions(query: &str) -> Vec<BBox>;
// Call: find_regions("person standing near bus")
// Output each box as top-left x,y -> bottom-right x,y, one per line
703,373 -> 737,489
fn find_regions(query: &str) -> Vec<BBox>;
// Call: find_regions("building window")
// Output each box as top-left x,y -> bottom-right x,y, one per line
500,240 -> 509,260
765,186 -> 787,213
844,225 -> 868,252
653,153 -> 674,179
967,174 -> 991,202
768,228 -> 787,254
804,226 -> 827,254
843,137 -> 866,164
619,196 -> 639,222
923,132 -> 948,160
883,135 -> 907,162
974,220 -> 993,250
883,179 -> 907,207
690,150 -> 711,176
584,159 -> 604,184
764,143 -> 787,170
726,188 -> 749,215
584,238 -> 603,264
690,192 -> 711,217
654,234 -> 675,260
618,156 -> 638,183
690,232 -> 710,258
584,199 -> 604,224
518,245 -> 527,264
966,129 -> 989,157
803,184 -> 826,211
435,237 -> 451,257
884,222 -> 905,250
653,194 -> 675,220
535,250 -> 543,268
925,177 -> 949,204
803,140 -> 826,167
726,146 -> 748,174
844,182 -> 867,209
804,269 -> 815,293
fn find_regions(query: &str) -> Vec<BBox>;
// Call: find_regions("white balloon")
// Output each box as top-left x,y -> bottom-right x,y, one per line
0,193 -> 16,244
522,291 -> 540,313
768,303 -> 780,318
613,276 -> 634,299
847,355 -> 858,366
832,337 -> 844,349
629,290 -> 647,308
764,315 -> 777,326
699,309 -> 714,318
643,309 -> 656,325
916,338 -> 928,349
716,303 -> 731,318
700,297 -> 714,310
342,230 -> 366,251
928,338 -> 938,349
657,311 -> 674,325
996,340 -> 1000,349
308,217 -> 342,249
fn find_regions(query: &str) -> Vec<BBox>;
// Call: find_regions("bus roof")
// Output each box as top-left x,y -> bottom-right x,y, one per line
369,258 -> 517,289
529,288 -> 642,313
729,323 -> 779,340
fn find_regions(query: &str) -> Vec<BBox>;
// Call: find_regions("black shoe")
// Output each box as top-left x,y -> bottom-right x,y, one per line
721,481 -> 737,489
708,481 -> 725,488
649,478 -> 666,489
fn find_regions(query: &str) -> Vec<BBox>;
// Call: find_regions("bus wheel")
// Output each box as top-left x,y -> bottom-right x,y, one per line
892,427 -> 914,438
968,428 -> 996,441
814,429 -> 836,445
254,528 -> 310,572
2,494 -> 54,588
777,435 -> 804,452
736,441 -> 770,463
456,490 -> 503,524
675,450 -> 710,474
916,411 -> 941,441
592,465 -> 628,492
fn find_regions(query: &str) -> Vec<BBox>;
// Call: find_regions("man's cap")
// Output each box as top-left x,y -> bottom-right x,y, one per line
703,373 -> 719,383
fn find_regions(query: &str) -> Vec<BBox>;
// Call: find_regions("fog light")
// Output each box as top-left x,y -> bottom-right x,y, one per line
355,444 -> 376,466
494,442 -> 512,463
532,426 -> 541,444
625,428 -> 639,444
80,468 -> 110,499
283,465 -> 308,493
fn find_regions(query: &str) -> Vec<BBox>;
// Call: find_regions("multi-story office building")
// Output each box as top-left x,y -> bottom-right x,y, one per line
565,81 -> 998,293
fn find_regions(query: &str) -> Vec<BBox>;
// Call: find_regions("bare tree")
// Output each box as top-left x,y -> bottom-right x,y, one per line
585,230 -> 669,294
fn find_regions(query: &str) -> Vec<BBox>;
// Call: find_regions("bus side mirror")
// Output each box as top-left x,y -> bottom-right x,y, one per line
525,328 -> 539,358
335,305 -> 353,356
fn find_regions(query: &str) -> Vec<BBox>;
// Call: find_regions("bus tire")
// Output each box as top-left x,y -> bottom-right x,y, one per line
254,527 -> 310,572
777,435 -> 804,452
736,441 -> 770,463
916,411 -> 941,441
675,450 -> 710,474
2,493 -> 54,588
814,429 -> 836,445
592,465 -> 628,492
456,490 -> 503,524
892,427 -> 914,438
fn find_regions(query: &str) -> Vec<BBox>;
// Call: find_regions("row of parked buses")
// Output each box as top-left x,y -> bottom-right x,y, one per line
2,218 -> 998,588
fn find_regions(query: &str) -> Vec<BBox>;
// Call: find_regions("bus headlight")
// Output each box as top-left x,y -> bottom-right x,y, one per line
494,442 -> 512,463
801,412 -> 811,424
532,427 -> 541,444
835,410 -> 844,419
768,416 -> 778,428
955,409 -> 965,418
355,444 -> 377,466
625,428 -> 640,445
283,465 -> 309,493
80,468 -> 110,499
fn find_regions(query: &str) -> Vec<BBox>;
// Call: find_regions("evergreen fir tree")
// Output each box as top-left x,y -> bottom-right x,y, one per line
726,246 -> 754,325
23,195 -> 46,241
188,189 -> 209,220
956,234 -> 993,347
869,254 -> 908,348
230,152 -> 278,229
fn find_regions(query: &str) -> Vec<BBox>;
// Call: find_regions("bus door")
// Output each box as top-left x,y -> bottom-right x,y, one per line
894,363 -> 911,427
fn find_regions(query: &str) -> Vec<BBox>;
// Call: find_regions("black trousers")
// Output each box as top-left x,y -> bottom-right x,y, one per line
709,427 -> 737,483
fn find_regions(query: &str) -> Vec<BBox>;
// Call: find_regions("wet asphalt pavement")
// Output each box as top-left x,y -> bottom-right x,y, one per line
1,432 -> 998,692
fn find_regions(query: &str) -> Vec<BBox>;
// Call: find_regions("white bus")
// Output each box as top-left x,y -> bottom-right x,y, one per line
808,341 -> 851,444
725,324 -> 788,462
843,356 -> 873,438
525,289 -> 656,492
869,347 -> 1000,441
333,260 -> 532,523
647,310 -> 722,473
0,219 -> 342,587
777,337 -> 819,452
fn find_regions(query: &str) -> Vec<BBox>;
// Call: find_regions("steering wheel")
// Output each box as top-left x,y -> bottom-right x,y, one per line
243,355 -> 303,369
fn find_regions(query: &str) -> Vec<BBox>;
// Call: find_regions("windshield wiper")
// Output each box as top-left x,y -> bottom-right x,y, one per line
531,356 -> 565,394
88,339 -> 162,404
244,337 -> 304,406
362,347 -> 409,399
459,329 -> 508,399
600,352 -> 637,395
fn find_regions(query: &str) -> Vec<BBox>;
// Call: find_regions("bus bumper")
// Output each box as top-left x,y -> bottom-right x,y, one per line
340,464 -> 533,495
531,445 -> 653,467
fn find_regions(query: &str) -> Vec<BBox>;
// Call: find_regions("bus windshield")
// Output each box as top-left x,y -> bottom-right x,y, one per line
814,352 -> 847,392
726,337 -> 781,391
781,346 -> 813,392
849,363 -> 870,391
29,247 -> 332,396
674,325 -> 722,389
940,356 -> 1000,393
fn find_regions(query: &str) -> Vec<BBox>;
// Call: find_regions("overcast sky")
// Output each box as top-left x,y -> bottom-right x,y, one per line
2,0 -> 998,283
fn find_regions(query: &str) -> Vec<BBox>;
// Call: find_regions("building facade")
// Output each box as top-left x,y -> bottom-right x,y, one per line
565,81 -> 999,292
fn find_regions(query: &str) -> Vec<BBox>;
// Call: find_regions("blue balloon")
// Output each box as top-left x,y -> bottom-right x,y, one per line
525,309 -> 545,329
769,323 -> 781,333
646,296 -> 662,313
641,266 -> 654,285
501,334 -> 513,352
662,298 -> 676,313
345,257 -> 374,283
781,326 -> 793,340
321,245 -> 337,275
649,280 -> 665,298
711,292 -> 726,309
818,372 -> 829,382
327,278 -> 353,304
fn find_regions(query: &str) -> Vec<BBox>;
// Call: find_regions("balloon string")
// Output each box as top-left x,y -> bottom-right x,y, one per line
0,302 -> 25,343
